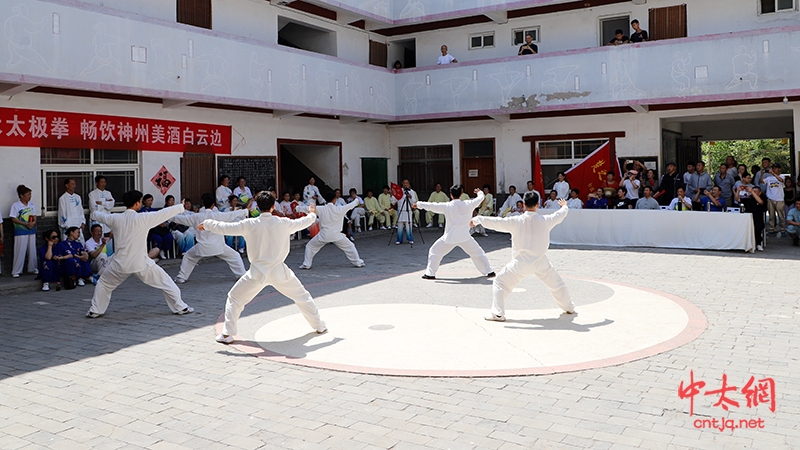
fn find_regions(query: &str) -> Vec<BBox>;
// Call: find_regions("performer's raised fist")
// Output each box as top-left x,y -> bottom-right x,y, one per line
308,203 -> 317,214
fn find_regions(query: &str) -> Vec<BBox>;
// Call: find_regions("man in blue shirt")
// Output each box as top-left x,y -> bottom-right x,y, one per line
695,186 -> 725,212
786,199 -> 800,246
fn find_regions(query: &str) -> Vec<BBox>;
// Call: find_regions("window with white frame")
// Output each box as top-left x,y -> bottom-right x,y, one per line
513,27 -> 540,45
469,32 -> 495,49
538,139 -> 608,189
760,0 -> 795,13
41,148 -> 139,214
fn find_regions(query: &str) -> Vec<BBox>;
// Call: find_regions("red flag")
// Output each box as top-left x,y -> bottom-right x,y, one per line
564,142 -> 616,201
391,182 -> 404,200
533,147 -> 545,198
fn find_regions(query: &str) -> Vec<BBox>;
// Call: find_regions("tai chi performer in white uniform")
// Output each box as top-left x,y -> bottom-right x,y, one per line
414,185 -> 495,280
199,192 -> 326,343
86,190 -> 194,318
471,193 -> 575,321
171,193 -> 249,283
299,192 -> 365,269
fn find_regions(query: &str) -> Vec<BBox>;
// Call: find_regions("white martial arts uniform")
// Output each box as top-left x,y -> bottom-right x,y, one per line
216,185 -> 232,210
58,192 -> 86,242
499,192 -> 522,217
171,207 -> 249,282
301,200 -> 365,268
472,205 -> 575,317
88,205 -> 191,315
202,212 -> 326,336
9,200 -> 37,276
417,191 -> 493,277
88,188 -> 115,234
304,184 -> 326,205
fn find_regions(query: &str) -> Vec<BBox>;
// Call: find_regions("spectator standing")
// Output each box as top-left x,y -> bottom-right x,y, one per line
641,169 -> 658,197
741,186 -> 767,251
655,162 -> 683,206
553,173 -> 570,200
714,163 -> 735,208
754,158 -> 772,191
303,176 -> 326,205
58,178 -> 85,243
683,163 -> 695,194
88,175 -> 115,234
10,185 -> 37,277
724,156 -> 739,179
622,171 -> 641,201
630,19 -> 648,43
607,29 -> 629,46
689,162 -> 713,209
735,164 -> 747,182
518,34 -> 538,55
437,45 -> 457,64
635,186 -> 660,210
216,175 -> 232,211
763,164 -> 786,236
783,177 -> 796,215
425,183 -> 449,227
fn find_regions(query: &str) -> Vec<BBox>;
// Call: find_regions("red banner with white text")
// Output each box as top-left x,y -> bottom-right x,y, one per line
0,107 -> 231,154
564,142 -> 617,201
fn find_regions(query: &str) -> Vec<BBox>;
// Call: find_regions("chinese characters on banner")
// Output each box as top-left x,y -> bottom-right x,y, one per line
678,370 -> 776,416
0,107 -> 231,154
564,141 -> 622,201
151,166 -> 176,195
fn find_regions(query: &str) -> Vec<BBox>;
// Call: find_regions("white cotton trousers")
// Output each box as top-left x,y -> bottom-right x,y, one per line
12,234 -> 37,275
90,253 -> 110,276
176,245 -> 245,282
88,263 -> 189,315
350,208 -> 365,229
424,237 -> 493,277
222,263 -> 325,336
303,234 -> 364,268
491,255 -> 574,316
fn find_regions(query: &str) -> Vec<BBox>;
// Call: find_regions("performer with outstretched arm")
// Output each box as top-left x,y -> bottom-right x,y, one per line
413,185 -> 494,280
471,193 -> 575,321
199,192 -> 327,344
298,192 -> 365,270
86,190 -> 195,318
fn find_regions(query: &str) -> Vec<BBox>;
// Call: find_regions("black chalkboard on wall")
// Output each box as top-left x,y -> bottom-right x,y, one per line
217,156 -> 276,194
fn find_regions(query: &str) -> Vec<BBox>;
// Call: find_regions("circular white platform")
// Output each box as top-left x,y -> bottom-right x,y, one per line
221,277 -> 706,377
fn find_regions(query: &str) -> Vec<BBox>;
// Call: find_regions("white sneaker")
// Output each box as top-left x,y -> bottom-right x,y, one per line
238,248 -> 245,254
392,225 -> 397,229
12,274 -> 20,278
439,224 -> 443,228
316,328 -> 328,334
481,232 -> 488,237
380,226 -> 387,230
757,244 -> 764,252
175,306 -> 194,315
349,236 -> 355,242
299,264 -> 311,270
160,250 -> 168,260
776,232 -> 782,239
426,223 -> 433,228
368,226 -> 373,231
215,334 -> 234,344
395,241 -> 401,245
174,277 -> 186,284
77,278 -> 85,287
42,283 -> 50,292
355,262 -> 366,268
484,313 -> 505,322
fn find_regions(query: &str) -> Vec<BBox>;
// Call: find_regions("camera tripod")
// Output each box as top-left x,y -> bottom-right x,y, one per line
387,188 -> 425,246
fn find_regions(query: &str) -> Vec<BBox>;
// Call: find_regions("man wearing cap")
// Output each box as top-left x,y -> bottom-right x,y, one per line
655,162 -> 684,206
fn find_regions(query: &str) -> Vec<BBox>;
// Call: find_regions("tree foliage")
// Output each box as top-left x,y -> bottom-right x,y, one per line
701,139 -> 791,175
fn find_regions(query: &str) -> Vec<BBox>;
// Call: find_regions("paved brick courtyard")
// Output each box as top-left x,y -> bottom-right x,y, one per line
0,229 -> 798,450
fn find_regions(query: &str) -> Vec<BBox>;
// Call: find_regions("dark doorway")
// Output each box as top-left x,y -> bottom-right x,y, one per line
181,152 -> 215,205
361,158 -> 388,196
398,145 -> 452,200
460,139 -> 496,194
600,15 -> 630,45
278,139 -> 342,199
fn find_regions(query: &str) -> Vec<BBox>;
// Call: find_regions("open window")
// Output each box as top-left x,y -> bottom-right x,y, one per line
760,0 -> 796,14
388,39 -> 416,69
599,15 -> 630,46
278,17 -> 337,57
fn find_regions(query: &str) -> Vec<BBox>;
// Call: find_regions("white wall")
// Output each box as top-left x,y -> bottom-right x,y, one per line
80,0 -> 176,21
0,148 -> 42,218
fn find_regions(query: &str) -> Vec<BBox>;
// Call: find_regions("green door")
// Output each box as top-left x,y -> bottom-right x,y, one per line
361,158 -> 388,196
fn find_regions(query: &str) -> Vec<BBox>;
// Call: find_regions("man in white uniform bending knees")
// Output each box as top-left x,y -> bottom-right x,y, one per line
171,193 -> 250,283
199,192 -> 326,344
414,185 -> 495,280
299,192 -> 365,269
86,190 -> 194,318
471,192 -> 575,321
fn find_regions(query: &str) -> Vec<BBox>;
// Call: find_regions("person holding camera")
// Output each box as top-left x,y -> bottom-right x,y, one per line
622,170 -> 641,202
694,186 -> 725,212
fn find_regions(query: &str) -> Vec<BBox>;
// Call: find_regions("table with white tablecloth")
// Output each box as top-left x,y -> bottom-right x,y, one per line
542,209 -> 755,253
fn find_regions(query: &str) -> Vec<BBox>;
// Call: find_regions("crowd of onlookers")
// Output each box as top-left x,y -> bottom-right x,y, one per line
4,154 -> 798,290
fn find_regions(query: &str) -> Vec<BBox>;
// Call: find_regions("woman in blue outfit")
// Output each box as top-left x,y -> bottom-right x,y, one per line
139,194 -> 174,260
38,229 -> 63,291
60,226 -> 93,286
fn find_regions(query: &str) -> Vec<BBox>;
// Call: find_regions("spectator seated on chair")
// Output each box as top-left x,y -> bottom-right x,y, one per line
363,189 -> 385,231
224,194 -> 248,253
566,189 -> 583,209
347,188 -> 366,232
59,226 -> 93,287
139,194 -> 174,260
499,186 -> 522,217
378,185 -> 398,228
478,185 -> 494,216
166,196 -> 196,255
543,191 -> 560,209
425,183 -> 449,227
586,188 -> 609,209
668,188 -> 693,211
786,199 -> 800,246
612,187 -> 634,209
694,186 -> 726,212
635,186 -> 660,210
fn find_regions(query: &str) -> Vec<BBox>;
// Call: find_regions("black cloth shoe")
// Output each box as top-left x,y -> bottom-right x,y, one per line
486,272 -> 496,278
421,274 -> 436,280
